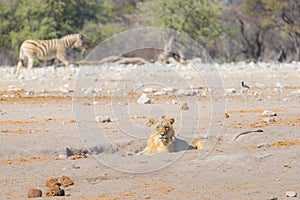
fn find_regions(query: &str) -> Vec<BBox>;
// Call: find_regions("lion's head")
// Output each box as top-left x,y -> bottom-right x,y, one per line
147,116 -> 175,146
137,116 -> 197,155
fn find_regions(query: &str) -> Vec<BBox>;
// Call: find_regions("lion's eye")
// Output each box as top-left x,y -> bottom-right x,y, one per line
165,127 -> 169,130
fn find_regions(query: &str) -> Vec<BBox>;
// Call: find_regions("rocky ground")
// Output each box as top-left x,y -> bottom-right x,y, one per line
0,62 -> 299,199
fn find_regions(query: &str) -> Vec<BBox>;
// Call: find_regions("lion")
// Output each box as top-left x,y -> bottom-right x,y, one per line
137,116 -> 203,155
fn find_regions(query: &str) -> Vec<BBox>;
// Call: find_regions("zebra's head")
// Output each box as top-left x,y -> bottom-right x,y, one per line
72,34 -> 84,50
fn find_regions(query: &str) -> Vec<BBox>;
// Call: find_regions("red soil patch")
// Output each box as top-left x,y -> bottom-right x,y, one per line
1,157 -> 47,165
0,120 -> 41,125
228,109 -> 264,114
0,95 -> 71,103
68,119 -> 76,123
228,108 -> 283,114
1,129 -> 43,134
270,140 -> 300,147
244,140 -> 300,150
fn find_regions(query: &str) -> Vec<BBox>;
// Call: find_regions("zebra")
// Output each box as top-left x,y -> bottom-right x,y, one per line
15,33 -> 85,77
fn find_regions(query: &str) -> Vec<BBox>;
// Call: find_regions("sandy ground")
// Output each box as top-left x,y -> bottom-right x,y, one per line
0,62 -> 299,199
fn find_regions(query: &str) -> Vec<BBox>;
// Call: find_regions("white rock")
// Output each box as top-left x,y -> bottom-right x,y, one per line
144,87 -> 156,93
286,191 -> 297,197
252,91 -> 260,96
137,93 -> 151,104
262,110 -> 277,117
59,87 -> 70,93
95,116 -> 111,123
291,90 -> 300,94
172,100 -> 178,104
178,89 -> 198,96
225,88 -> 236,94
154,90 -> 168,96
275,82 -> 283,88
58,154 -> 67,159
263,118 -> 276,123
82,87 -> 98,96
64,83 -> 70,88
163,88 -> 177,93
257,143 -> 270,148
273,88 -> 283,93
26,91 -> 34,96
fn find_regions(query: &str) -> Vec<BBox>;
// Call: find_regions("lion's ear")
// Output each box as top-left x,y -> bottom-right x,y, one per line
168,118 -> 175,124
146,118 -> 155,126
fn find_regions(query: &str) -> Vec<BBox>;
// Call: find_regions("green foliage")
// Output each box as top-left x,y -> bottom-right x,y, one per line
0,0 -> 135,63
138,0 -> 226,47
1,0 -> 300,63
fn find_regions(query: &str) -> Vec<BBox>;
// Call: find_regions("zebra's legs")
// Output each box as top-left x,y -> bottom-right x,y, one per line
15,60 -> 24,76
57,56 -> 71,75
27,57 -> 35,77
51,65 -> 57,76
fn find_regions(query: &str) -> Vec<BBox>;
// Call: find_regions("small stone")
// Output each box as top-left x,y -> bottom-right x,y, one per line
72,163 -> 80,169
286,191 -> 297,197
275,82 -> 283,88
267,196 -> 278,200
252,91 -> 260,96
27,91 -> 34,96
59,86 -> 69,93
8,85 -> 15,89
163,88 -> 177,93
58,154 -> 67,160
180,102 -> 189,110
224,113 -> 230,118
262,118 -> 276,123
45,185 -> 64,197
144,87 -> 155,93
274,88 -> 283,93
178,89 -> 198,96
95,115 -> 111,123
171,100 -> 178,105
225,88 -> 236,94
257,143 -> 270,148
63,83 -> 69,88
82,87 -> 98,96
154,90 -> 168,96
27,188 -> 42,198
137,93 -> 151,104
44,117 -> 54,121
262,110 -> 277,117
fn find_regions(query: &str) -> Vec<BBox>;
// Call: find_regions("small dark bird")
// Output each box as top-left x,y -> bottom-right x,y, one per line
241,80 -> 250,89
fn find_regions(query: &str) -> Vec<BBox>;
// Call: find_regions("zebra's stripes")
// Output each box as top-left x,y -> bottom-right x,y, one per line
15,33 -> 84,76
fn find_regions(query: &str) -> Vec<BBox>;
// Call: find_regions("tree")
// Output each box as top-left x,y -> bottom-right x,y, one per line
224,0 -> 300,62
280,0 -> 300,61
136,0 -> 226,53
